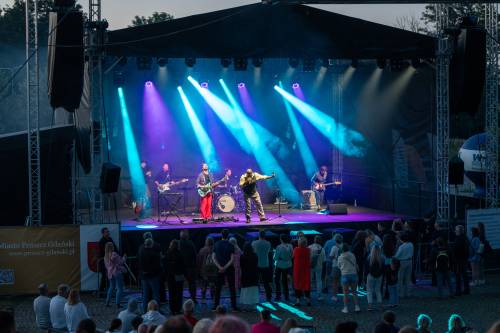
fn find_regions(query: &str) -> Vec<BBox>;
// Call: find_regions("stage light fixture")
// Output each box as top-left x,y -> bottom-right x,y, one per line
145,81 -> 153,87
117,57 -> 127,67
238,82 -> 245,88
411,58 -> 422,68
201,82 -> 209,88
376,58 -> 386,69
136,57 -> 152,70
157,58 -> 168,67
113,70 -> 125,86
321,58 -> 329,68
351,59 -> 358,69
289,58 -> 299,68
390,59 -> 410,72
292,83 -> 300,89
234,57 -> 248,71
252,57 -> 263,68
220,58 -> 232,68
302,58 -> 316,72
185,57 -> 196,67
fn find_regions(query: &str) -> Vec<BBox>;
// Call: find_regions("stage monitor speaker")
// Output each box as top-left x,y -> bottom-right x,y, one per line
449,26 -> 486,117
47,10 -> 84,112
100,163 -> 121,193
449,156 -> 465,185
328,203 -> 348,215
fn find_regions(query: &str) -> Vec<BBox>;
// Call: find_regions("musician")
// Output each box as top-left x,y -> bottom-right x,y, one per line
311,165 -> 328,210
197,163 -> 215,222
218,168 -> 232,191
239,169 -> 274,223
141,160 -> 153,196
154,163 -> 171,190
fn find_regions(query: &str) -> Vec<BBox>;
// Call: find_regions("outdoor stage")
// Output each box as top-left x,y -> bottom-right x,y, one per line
120,205 -> 404,256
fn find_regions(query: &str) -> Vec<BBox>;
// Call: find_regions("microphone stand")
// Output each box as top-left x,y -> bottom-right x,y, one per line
267,174 -> 284,221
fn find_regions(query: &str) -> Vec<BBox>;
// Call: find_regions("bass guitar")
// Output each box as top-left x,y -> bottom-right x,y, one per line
157,178 -> 189,194
197,175 -> 229,197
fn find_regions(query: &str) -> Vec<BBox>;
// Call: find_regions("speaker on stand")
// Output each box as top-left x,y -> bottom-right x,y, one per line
100,163 -> 121,222
449,156 -> 464,220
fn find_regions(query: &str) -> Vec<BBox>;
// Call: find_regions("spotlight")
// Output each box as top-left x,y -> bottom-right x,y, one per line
113,70 -> 125,86
145,81 -> 153,87
292,83 -> 300,89
157,58 -> 168,67
185,57 -> 196,67
411,58 -> 422,68
221,58 -> 232,68
376,58 -> 386,69
321,58 -> 329,68
136,57 -> 152,70
302,58 -> 316,72
289,58 -> 299,69
201,82 -> 209,88
390,59 -> 410,72
234,57 -> 248,71
252,57 -> 263,68
351,59 -> 358,69
238,82 -> 245,88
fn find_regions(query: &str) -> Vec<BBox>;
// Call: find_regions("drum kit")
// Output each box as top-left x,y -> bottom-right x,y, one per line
214,185 -> 244,213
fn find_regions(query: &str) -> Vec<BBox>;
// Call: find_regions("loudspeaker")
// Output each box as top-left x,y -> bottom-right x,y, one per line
47,10 -> 84,112
449,26 -> 486,116
328,203 -> 348,215
449,156 -> 465,185
100,163 -> 121,193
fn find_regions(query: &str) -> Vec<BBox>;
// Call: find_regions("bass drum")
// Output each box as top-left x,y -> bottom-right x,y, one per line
217,194 -> 236,213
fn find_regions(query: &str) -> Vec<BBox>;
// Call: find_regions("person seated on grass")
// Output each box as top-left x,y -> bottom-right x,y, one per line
399,326 -> 417,333
106,319 -> 122,333
76,319 -> 96,333
183,299 -> 198,327
374,311 -> 399,333
159,315 -> 192,333
416,314 -> 433,333
251,309 -> 279,333
129,316 -> 144,333
193,319 -> 213,333
142,301 -> 166,326
119,299 -> 141,333
209,315 -> 250,333
335,321 -> 358,333
446,314 -> 470,333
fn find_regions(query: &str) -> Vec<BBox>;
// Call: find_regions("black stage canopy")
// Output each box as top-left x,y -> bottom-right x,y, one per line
106,2 -> 436,60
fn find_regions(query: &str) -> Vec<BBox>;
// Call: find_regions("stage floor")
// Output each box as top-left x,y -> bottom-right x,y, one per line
120,205 -> 402,232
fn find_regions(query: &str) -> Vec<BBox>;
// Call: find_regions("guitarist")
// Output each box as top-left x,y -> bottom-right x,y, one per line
197,163 -> 216,223
154,162 -> 171,190
311,165 -> 328,210
239,169 -> 274,224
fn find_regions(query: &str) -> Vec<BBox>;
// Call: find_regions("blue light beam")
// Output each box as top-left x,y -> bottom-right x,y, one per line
177,86 -> 220,171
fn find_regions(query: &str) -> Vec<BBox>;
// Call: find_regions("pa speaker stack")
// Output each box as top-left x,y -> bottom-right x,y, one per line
100,163 -> 121,194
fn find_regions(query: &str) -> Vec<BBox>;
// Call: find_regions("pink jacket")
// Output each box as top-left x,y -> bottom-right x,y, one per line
104,252 -> 126,279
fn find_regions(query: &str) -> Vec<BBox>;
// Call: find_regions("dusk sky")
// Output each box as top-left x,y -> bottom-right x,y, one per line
0,0 -> 426,30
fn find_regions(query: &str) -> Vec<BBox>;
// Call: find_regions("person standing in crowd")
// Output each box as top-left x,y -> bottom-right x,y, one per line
274,234 -> 293,302
197,237 -> 217,303
308,235 -> 326,301
477,222 -> 490,285
469,227 -> 481,287
142,300 -> 166,326
118,299 -> 140,333
431,237 -> 453,298
182,299 -> 198,327
366,245 -> 384,311
365,230 -> 382,254
351,231 -> 367,289
179,230 -> 198,302
251,309 -> 280,333
64,289 -> 90,333
76,319 -> 97,333
416,314 -> 433,333
386,258 -> 399,307
452,225 -> 470,296
138,235 -> 162,313
252,230 -> 273,302
99,227 -> 117,292
165,239 -> 185,315
104,242 -> 127,308
446,314 -> 470,333
240,242 -> 260,310
338,244 -> 360,313
229,237 -> 242,290
34,283 -> 51,331
329,234 -> 344,302
213,229 -> 239,311
293,237 -> 311,306
393,232 -> 414,298
323,232 -> 338,293
50,284 -> 69,333
374,311 -> 399,333
382,231 -> 397,300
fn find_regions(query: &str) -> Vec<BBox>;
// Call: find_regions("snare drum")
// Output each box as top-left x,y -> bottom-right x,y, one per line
217,194 -> 236,213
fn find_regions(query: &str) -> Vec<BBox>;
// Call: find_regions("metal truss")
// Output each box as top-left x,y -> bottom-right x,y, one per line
332,62 -> 344,189
435,4 -> 450,225
484,3 -> 499,208
25,0 -> 41,226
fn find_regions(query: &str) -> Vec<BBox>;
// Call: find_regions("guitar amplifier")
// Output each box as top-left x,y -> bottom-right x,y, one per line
301,190 -> 317,210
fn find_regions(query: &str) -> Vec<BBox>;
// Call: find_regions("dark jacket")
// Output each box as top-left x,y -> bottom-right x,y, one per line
179,239 -> 197,269
240,253 -> 259,288
431,245 -> 452,272
164,248 -> 185,278
374,322 -> 399,333
98,236 -> 117,258
138,243 -> 162,278
452,235 -> 470,263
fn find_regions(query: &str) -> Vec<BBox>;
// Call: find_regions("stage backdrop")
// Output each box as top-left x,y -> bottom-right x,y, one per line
0,224 -> 120,295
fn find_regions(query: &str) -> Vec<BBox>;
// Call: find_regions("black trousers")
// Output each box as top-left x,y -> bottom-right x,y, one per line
167,276 -> 184,315
99,261 -> 107,292
455,261 -> 470,295
214,267 -> 237,309
185,267 -> 197,300
275,267 -> 290,300
257,267 -> 273,301
295,289 -> 310,298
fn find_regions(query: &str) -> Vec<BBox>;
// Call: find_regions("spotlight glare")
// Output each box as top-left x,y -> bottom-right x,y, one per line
238,82 -> 245,88
201,82 -> 209,88
292,83 -> 299,89
376,58 -> 386,69
145,81 -> 153,87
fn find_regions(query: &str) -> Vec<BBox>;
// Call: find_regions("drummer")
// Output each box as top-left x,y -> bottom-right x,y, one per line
218,168 -> 233,192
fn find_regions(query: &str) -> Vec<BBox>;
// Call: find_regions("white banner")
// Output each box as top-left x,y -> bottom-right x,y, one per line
466,208 -> 500,250
79,224 -> 120,291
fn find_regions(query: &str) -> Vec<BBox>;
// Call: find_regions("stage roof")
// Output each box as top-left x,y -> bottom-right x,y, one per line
106,3 -> 436,60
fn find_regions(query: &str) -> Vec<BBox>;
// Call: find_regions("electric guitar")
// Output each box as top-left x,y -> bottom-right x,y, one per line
157,178 -> 189,194
197,175 -> 229,197
312,180 -> 342,191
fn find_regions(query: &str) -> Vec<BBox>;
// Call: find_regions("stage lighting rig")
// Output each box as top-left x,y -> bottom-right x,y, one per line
113,70 -> 125,86
117,57 -> 127,67
390,59 -> 409,72
411,58 -> 422,68
252,57 -> 263,68
303,58 -> 316,72
351,59 -> 358,69
234,57 -> 248,71
289,58 -> 300,69
157,58 -> 168,67
320,58 -> 329,68
185,57 -> 196,67
221,58 -> 232,68
376,58 -> 386,69
136,57 -> 152,70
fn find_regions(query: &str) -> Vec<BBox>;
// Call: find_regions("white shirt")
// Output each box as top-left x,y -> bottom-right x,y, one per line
142,311 -> 166,326
34,295 -> 51,329
118,309 -> 139,333
308,243 -> 326,270
64,302 -> 90,333
329,244 -> 343,268
49,295 -> 67,329
394,242 -> 414,261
